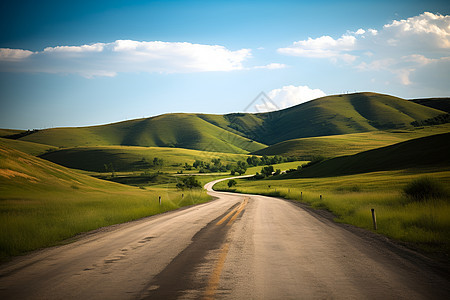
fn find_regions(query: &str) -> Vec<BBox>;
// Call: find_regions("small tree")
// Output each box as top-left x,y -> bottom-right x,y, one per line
228,179 -> 237,188
261,165 -> 274,177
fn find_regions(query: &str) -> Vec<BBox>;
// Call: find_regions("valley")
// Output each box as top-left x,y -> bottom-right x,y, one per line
0,92 -> 449,299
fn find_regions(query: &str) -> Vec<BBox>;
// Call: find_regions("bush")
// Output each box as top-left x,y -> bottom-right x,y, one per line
176,176 -> 201,189
403,177 -> 447,201
228,179 -> 237,188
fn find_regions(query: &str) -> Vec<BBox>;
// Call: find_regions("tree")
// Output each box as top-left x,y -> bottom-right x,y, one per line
227,179 -> 237,188
261,165 -> 274,177
176,176 -> 201,189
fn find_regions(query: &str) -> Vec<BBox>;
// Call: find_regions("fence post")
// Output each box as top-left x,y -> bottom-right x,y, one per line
320,195 -> 322,200
300,192 -> 302,200
371,208 -> 377,230
159,196 -> 161,206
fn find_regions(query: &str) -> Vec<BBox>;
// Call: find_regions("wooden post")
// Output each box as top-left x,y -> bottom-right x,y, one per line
320,195 -> 322,200
371,208 -> 377,230
300,192 -> 302,200
159,196 -> 161,206
182,194 -> 184,199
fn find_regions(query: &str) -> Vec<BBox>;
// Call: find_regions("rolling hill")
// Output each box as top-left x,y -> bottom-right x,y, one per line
282,132 -> 450,178
253,124 -> 450,159
39,146 -> 249,172
5,92 -> 446,154
410,98 -> 450,113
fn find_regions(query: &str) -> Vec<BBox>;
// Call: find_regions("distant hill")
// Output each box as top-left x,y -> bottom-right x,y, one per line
39,146 -> 248,172
17,113 -> 266,154
12,92 -> 446,153
0,137 -> 57,156
282,132 -> 450,178
410,98 -> 450,113
253,124 -> 450,159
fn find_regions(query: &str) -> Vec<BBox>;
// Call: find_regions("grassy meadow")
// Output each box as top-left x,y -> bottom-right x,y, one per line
254,123 -> 450,158
214,169 -> 450,254
0,145 -> 210,260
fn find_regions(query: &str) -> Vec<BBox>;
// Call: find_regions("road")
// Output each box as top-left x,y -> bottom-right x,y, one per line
0,177 -> 449,299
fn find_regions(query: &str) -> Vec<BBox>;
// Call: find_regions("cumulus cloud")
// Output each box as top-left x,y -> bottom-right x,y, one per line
253,63 -> 287,69
278,35 -> 357,62
0,48 -> 34,61
0,40 -> 254,77
278,12 -> 450,86
254,85 -> 326,112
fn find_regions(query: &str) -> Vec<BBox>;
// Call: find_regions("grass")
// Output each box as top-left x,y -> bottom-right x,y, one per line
16,92 -> 445,152
214,169 -> 450,254
0,145 -> 211,260
0,137 -> 57,156
39,145 -> 250,172
246,161 -> 308,174
253,123 -> 450,158
19,113 -> 266,154
285,132 -> 450,178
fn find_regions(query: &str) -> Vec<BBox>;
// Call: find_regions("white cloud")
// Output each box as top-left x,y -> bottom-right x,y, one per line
253,63 -> 287,70
279,12 -> 450,87
278,35 -> 357,62
255,85 -> 326,111
0,40 -> 254,77
0,48 -> 34,61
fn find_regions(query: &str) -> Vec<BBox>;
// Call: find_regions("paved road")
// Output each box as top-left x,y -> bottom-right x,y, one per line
0,178 -> 449,299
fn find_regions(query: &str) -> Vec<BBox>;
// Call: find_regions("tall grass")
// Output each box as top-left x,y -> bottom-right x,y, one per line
214,170 -> 450,253
0,188 -> 209,260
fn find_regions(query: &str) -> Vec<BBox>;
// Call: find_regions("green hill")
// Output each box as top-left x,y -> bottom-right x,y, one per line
252,92 -> 445,145
253,124 -> 450,159
39,146 -> 248,172
0,137 -> 57,156
410,98 -> 450,113
18,113 -> 266,154
13,92 -> 445,153
0,145 -> 209,258
283,132 -> 450,178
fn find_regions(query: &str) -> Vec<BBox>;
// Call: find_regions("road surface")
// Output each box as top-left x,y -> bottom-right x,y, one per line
0,177 -> 449,299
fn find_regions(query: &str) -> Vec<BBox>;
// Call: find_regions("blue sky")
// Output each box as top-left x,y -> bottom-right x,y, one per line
0,0 -> 449,129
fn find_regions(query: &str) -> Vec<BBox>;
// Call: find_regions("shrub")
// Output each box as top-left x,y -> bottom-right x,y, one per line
228,179 -> 237,188
403,177 -> 448,201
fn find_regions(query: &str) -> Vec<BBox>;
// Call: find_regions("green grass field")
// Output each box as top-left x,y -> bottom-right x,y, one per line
40,145 -> 250,172
253,124 -> 450,158
0,137 -> 57,156
15,93 -> 445,152
0,145 -> 210,260
214,169 -> 450,254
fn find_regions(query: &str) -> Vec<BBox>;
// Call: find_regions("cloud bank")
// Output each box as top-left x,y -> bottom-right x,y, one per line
0,40 -> 255,77
278,12 -> 450,86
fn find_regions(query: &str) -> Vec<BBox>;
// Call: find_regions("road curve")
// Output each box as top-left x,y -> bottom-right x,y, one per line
0,177 -> 449,299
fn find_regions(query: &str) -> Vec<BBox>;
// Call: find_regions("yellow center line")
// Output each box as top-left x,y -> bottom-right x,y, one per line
205,198 -> 249,299
227,198 -> 248,226
203,242 -> 230,300
216,199 -> 245,226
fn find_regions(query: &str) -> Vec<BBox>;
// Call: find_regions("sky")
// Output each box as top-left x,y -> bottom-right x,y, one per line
0,0 -> 449,129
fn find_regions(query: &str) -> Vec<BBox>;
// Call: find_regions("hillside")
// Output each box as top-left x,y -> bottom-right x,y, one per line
0,144 -> 210,258
282,132 -> 450,178
39,146 -> 248,172
253,124 -> 450,159
12,92 -> 445,153
17,113 -> 266,154
0,137 -> 57,156
410,98 -> 450,113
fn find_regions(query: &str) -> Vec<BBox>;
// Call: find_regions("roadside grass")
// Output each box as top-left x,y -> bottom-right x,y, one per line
214,169 -> 450,254
0,145 -> 210,260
